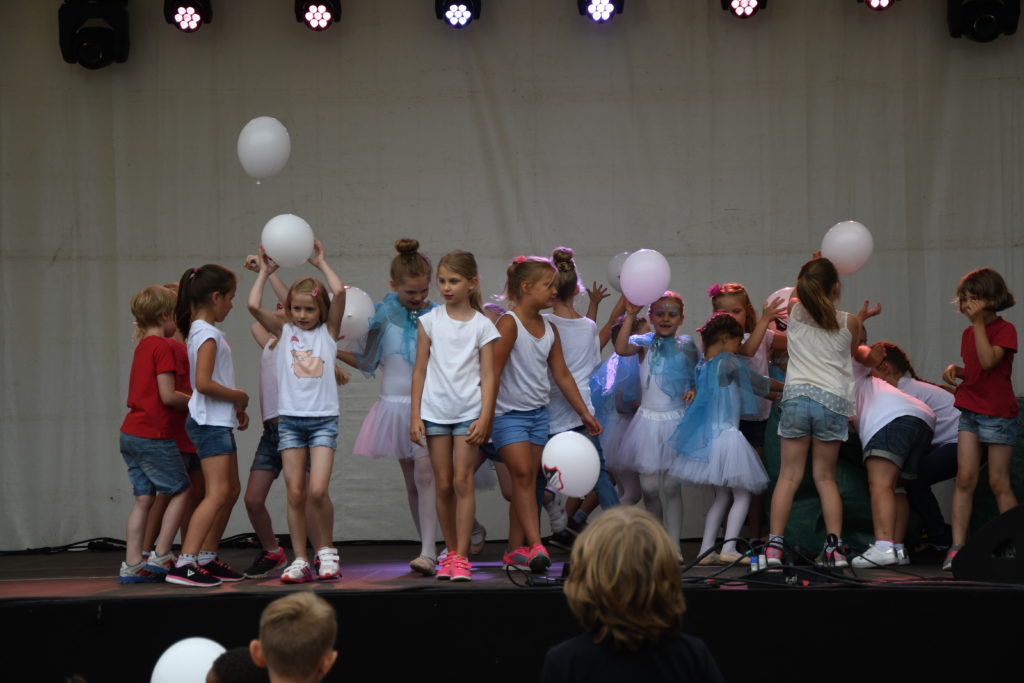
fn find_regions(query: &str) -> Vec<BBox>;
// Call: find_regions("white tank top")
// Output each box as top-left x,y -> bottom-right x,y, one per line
782,302 -> 855,416
496,311 -> 554,416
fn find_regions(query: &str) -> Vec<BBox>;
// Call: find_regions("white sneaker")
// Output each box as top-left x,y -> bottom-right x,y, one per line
280,558 -> 315,584
316,547 -> 341,581
543,491 -> 567,533
896,547 -> 910,566
851,544 -> 897,569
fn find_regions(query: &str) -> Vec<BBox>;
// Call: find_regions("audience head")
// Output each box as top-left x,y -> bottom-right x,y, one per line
250,593 -> 337,683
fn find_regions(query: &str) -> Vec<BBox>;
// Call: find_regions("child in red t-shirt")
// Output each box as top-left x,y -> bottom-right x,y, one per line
943,267 -> 1018,570
118,286 -> 192,583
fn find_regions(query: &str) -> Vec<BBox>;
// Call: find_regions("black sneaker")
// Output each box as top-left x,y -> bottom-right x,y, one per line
548,529 -> 577,551
165,563 -> 222,587
243,548 -> 287,579
203,559 -> 245,582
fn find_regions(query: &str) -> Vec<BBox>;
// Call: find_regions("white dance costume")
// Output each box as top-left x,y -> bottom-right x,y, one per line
591,354 -> 641,470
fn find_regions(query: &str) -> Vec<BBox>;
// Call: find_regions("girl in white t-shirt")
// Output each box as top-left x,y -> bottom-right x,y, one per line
410,250 -> 500,582
248,240 -> 346,583
166,264 -> 249,588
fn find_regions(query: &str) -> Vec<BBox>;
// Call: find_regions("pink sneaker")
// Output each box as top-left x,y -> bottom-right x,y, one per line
528,544 -> 551,573
450,555 -> 472,582
502,546 -> 531,571
765,545 -> 783,567
437,554 -> 454,580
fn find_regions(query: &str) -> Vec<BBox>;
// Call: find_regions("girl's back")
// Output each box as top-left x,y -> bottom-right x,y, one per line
784,302 -> 854,412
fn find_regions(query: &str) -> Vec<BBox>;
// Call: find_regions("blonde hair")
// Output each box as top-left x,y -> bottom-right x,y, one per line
259,592 -> 337,680
564,507 -> 685,652
437,249 -> 484,312
130,285 -> 177,342
551,246 -> 584,302
286,277 -> 331,327
390,238 -> 432,284
796,257 -> 840,331
504,256 -> 557,304
709,283 -> 757,334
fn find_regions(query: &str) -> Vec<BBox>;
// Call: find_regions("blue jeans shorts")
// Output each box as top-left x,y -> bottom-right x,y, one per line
863,415 -> 934,477
958,409 -> 1019,446
278,414 -> 338,451
423,418 -> 475,437
492,407 -> 549,450
120,432 -> 190,496
186,417 -> 237,459
251,420 -> 283,474
778,395 -> 848,442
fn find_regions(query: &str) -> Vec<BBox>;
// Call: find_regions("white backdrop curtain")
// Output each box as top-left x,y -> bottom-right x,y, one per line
1,0 -> 1021,548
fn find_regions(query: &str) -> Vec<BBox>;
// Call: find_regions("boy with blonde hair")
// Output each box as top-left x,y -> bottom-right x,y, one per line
250,593 -> 338,683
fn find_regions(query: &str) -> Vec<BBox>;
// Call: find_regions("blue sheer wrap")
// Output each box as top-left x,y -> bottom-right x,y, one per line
352,293 -> 437,378
590,353 -> 642,425
628,332 -> 700,399
672,352 -> 772,462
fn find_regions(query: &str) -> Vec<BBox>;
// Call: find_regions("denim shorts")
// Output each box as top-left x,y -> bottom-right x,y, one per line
251,420 -> 282,474
278,414 -> 338,451
863,415 -> 934,477
778,395 -> 848,442
120,432 -> 190,496
958,409 -> 1019,446
492,407 -> 549,450
739,419 -> 768,448
186,417 -> 237,460
424,418 -> 475,437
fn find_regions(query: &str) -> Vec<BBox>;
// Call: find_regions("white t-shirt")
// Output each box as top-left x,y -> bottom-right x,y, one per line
496,312 -> 555,416
740,328 -> 776,421
276,322 -> 339,417
259,338 -> 279,422
545,314 -> 601,434
419,307 -> 500,424
853,362 -> 936,447
897,375 -> 960,446
187,320 -> 238,428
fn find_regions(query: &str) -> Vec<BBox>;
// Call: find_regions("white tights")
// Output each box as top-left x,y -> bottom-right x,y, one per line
400,457 -> 438,559
613,468 -> 642,506
700,486 -> 752,556
640,472 -> 684,553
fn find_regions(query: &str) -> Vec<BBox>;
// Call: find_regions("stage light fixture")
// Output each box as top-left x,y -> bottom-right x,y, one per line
857,0 -> 898,10
59,0 -> 129,70
164,1 -> 212,32
578,0 -> 623,23
721,0 -> 765,19
295,1 -> 339,31
436,1 -> 480,29
948,0 -> 1019,42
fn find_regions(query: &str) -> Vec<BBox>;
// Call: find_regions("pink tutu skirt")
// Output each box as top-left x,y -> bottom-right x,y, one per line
353,395 -> 427,460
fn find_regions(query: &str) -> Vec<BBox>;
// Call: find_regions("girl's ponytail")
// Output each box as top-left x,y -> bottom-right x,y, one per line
175,264 -> 237,337
795,258 -> 839,331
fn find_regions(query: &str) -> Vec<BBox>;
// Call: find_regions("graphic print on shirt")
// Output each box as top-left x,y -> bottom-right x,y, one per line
290,335 -> 324,379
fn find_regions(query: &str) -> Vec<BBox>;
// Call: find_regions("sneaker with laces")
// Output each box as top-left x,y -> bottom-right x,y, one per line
502,547 -> 531,571
450,555 -> 473,582
243,547 -> 287,579
144,552 -> 176,576
528,544 -> 551,573
815,547 -> 849,569
202,559 -> 244,582
119,561 -> 162,584
317,548 -> 341,581
166,562 -> 222,587
851,544 -> 897,568
436,554 -> 454,580
281,558 -> 316,584
765,544 -> 784,567
896,547 -> 910,566
942,546 -> 961,571
409,555 -> 437,576
470,524 -> 487,556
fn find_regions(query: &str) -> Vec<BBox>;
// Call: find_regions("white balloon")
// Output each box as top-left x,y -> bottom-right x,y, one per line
606,251 -> 631,293
821,220 -> 874,275
340,286 -> 375,342
620,249 -> 672,306
237,116 -> 291,181
151,637 -> 225,683
542,431 -> 600,498
765,286 -> 793,311
261,214 -> 314,268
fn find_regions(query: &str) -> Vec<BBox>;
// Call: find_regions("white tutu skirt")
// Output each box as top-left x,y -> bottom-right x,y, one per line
670,427 -> 769,493
601,412 -> 634,471
618,406 -> 686,474
353,395 -> 427,460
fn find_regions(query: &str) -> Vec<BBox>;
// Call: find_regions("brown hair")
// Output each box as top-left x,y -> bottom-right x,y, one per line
564,506 -> 685,652
611,314 -> 648,341
796,258 -> 840,331
551,246 -> 583,302
871,341 -> 922,381
390,238 -> 432,284
258,592 -> 337,680
285,277 -> 331,326
437,249 -> 483,312
175,264 -> 237,337
709,283 -> 757,334
699,311 -> 744,349
956,267 -> 1015,312
130,285 -> 177,342
503,256 -> 556,304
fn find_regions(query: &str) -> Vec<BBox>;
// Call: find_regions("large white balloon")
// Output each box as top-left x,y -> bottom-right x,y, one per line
542,431 -> 600,498
606,251 -> 631,293
821,220 -> 874,275
765,286 -> 794,310
620,249 -> 672,306
339,286 -> 375,342
237,116 -> 291,181
151,637 -> 225,683
261,214 -> 314,268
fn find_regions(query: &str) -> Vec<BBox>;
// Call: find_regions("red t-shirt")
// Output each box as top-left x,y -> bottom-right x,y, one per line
120,336 -> 177,439
955,316 -> 1018,418
168,339 -> 196,454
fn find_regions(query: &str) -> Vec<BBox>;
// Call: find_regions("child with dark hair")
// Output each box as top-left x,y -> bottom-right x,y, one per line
207,646 -> 269,683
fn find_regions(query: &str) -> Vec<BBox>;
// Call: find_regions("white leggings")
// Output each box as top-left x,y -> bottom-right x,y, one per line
640,472 -> 684,554
700,486 -> 752,556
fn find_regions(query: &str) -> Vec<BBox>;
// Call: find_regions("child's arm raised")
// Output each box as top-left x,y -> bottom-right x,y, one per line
613,301 -> 644,357
245,254 -> 290,305
598,294 -> 628,350
964,299 -> 1007,370
194,338 -> 249,429
247,247 -> 285,338
467,340 -> 497,446
585,282 -> 610,323
308,239 -> 347,341
739,295 -> 785,357
409,321 -> 430,447
549,327 -> 602,436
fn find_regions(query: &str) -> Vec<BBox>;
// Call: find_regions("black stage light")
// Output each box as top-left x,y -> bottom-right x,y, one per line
578,0 -> 623,23
857,0 -> 900,10
721,0 -> 766,19
948,0 -> 1019,42
295,1 -> 340,31
436,1 -> 480,29
59,0 -> 129,70
164,1 -> 212,33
